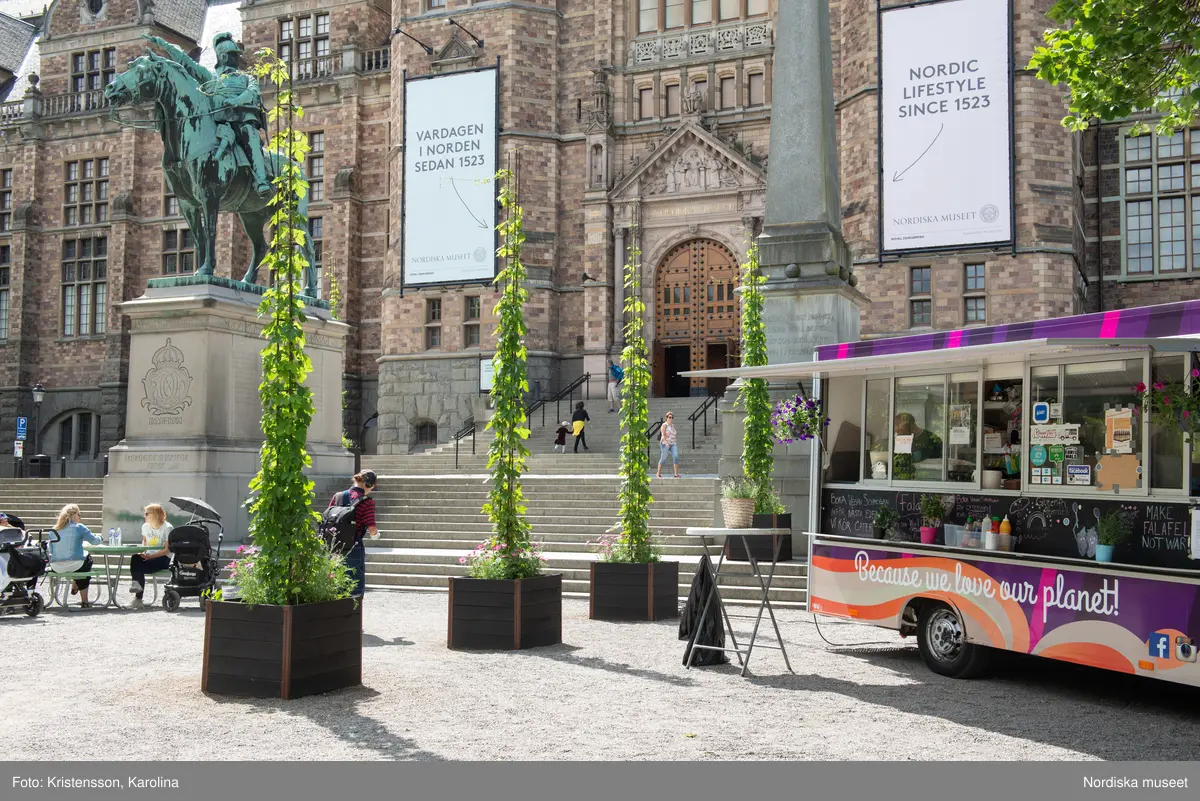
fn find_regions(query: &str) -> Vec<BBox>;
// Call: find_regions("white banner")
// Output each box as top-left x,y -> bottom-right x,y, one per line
881,0 -> 1012,251
403,68 -> 498,285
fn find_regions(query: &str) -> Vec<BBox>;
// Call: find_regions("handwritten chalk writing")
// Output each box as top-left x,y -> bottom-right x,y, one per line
1041,572 -> 1119,624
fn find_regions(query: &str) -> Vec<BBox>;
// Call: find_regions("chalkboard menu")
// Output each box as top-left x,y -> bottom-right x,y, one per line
821,486 -> 1199,570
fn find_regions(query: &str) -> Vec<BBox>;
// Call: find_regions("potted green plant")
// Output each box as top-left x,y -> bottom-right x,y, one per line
1095,509 -> 1131,563
202,51 -> 360,700
448,169 -> 561,650
589,225 -> 678,621
720,477 -> 758,529
872,505 -> 898,540
751,483 -> 791,530
918,494 -> 945,545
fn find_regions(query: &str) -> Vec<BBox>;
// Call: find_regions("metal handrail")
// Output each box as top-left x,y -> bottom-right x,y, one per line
526,372 -> 590,429
645,417 -> 664,464
687,395 -> 720,449
453,420 -> 477,470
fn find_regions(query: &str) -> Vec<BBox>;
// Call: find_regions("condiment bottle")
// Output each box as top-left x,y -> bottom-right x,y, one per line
982,516 -> 998,551
998,515 -> 1013,552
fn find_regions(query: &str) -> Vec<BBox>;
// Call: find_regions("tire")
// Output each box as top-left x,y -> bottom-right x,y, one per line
163,589 -> 181,613
916,602 -> 991,679
25,592 -> 43,618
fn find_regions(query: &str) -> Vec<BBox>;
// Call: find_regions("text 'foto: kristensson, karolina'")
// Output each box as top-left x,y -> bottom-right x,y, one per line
12,776 -> 181,789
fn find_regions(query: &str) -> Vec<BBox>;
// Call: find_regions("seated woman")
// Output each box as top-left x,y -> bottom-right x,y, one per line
48,503 -> 102,608
128,503 -> 173,608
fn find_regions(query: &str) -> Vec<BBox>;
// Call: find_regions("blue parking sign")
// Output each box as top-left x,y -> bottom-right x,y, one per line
15,417 -> 26,441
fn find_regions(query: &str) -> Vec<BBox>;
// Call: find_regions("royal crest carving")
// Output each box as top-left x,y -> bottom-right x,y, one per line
141,338 -> 194,416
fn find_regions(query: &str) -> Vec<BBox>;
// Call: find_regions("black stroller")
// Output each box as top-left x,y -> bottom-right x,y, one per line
0,514 -> 48,618
162,496 -> 224,612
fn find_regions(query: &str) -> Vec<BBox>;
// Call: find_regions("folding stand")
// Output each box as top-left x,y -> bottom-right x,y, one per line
683,528 -> 795,677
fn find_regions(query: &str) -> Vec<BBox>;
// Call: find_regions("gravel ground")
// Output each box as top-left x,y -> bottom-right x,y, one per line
4,591 -> 1199,761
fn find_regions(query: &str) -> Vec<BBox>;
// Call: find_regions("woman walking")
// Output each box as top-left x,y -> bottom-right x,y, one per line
656,411 -> 680,478
571,401 -> 591,452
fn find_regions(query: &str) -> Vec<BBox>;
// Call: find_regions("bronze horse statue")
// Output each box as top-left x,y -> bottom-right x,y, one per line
103,52 -> 318,297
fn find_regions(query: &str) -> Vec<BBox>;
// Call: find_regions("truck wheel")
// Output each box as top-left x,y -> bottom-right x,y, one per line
916,602 -> 990,679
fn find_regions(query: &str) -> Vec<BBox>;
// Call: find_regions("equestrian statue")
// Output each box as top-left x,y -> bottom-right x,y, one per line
103,33 -> 318,297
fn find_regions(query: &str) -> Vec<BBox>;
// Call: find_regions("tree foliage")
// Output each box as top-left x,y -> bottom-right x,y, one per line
1030,1 -> 1200,133
610,225 -> 656,563
241,50 -> 346,605
472,169 -> 543,580
738,242 -> 776,514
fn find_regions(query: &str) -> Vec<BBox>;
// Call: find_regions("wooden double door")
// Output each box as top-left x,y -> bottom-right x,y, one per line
652,239 -> 741,398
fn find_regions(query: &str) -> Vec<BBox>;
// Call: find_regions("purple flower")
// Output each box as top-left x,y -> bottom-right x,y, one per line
1192,369 -> 1199,379
1154,381 -> 1166,391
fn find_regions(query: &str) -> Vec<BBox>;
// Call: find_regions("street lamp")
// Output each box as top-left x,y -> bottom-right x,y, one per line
31,382 -> 44,461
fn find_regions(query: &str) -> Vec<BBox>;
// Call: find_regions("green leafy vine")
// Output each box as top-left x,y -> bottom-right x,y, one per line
738,242 -> 778,514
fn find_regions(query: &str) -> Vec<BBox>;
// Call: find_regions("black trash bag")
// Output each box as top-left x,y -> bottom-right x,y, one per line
679,552 -> 729,666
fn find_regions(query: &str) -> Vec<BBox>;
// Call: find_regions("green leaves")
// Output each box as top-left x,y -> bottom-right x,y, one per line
738,243 -> 776,514
1031,1 -> 1200,133
473,169 -> 541,580
610,224 -> 656,564
237,49 -> 335,605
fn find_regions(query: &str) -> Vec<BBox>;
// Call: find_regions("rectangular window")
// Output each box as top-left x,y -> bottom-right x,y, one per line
76,413 -> 91,457
280,20 -> 293,40
316,13 -> 329,35
1126,167 -> 1152,194
426,296 -> 441,348
910,299 -> 932,327
747,0 -> 768,14
747,73 -> 765,107
965,263 -> 985,292
309,217 -> 323,299
965,296 -> 986,323
665,84 -> 681,116
61,235 -> 106,337
282,14 -> 330,74
1125,134 -> 1152,162
1192,196 -> 1200,269
1159,132 -> 1185,159
1151,355 -> 1186,490
1159,196 -> 1187,271
665,0 -> 684,27
639,0 -> 657,32
63,158 -> 109,227
910,266 -> 931,295
893,375 -> 947,482
1159,163 -> 1185,192
429,0 -> 446,7
719,76 -> 736,109
691,0 -> 711,24
863,378 -> 890,480
70,48 -> 115,107
427,298 -> 441,323
638,87 -> 654,120
308,131 -> 325,202
0,168 -> 11,233
425,326 -> 441,349
719,0 -> 738,20
165,194 -> 180,217
0,245 -> 9,339
1126,199 -> 1154,273
162,228 -> 195,275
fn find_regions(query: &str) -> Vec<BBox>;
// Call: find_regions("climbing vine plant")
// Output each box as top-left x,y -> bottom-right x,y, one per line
241,49 -> 351,605
738,242 -> 779,514
468,168 -> 544,580
610,224 -> 656,563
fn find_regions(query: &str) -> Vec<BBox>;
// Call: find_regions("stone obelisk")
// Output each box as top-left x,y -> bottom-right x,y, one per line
718,0 -> 867,537
758,0 -> 866,363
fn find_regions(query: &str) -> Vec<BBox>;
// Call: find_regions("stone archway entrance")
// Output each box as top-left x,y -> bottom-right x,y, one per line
653,239 -> 741,397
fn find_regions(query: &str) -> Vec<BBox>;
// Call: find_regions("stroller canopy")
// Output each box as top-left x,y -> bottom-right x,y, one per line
169,496 -> 221,522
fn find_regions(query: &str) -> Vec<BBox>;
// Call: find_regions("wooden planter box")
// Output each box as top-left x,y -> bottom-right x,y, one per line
448,574 -> 562,650
589,561 -> 679,621
202,597 -> 362,699
725,532 -> 792,562
751,513 -> 792,529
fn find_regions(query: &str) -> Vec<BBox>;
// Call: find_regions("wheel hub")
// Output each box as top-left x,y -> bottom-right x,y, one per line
928,609 -> 964,662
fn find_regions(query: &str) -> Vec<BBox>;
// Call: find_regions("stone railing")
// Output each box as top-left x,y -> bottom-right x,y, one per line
1,49 -> 396,128
630,19 -> 773,65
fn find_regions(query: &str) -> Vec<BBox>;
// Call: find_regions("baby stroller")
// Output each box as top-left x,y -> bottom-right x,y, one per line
162,496 -> 224,612
0,514 -> 48,618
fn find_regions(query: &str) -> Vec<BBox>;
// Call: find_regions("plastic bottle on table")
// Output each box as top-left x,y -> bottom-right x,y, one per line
108,527 -> 115,546
984,517 -> 998,551
115,526 -> 122,546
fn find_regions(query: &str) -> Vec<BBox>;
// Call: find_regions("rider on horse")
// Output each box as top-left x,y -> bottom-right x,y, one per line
144,33 -> 272,197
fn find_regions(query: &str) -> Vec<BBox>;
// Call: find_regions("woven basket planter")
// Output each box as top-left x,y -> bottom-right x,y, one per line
721,497 -> 755,529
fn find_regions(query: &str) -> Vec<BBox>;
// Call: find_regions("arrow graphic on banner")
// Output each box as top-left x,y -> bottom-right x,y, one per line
449,177 -> 490,229
892,123 -> 944,182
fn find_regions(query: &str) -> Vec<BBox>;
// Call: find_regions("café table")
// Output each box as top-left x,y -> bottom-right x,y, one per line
81,544 -> 155,609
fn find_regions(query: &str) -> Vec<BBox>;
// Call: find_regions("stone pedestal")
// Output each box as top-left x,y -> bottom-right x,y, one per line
761,280 -> 866,365
103,280 -> 352,541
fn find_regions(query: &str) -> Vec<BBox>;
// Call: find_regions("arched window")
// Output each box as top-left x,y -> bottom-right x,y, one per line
48,410 -> 100,459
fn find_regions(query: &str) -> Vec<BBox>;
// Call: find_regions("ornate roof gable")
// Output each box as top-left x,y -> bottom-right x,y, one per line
611,122 -> 765,201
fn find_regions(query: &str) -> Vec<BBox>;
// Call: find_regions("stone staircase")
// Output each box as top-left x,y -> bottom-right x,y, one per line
362,475 -> 807,606
365,396 -> 725,476
0,479 -> 105,532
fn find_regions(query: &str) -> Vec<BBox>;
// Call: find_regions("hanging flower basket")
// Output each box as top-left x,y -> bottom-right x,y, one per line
771,395 -> 830,445
1133,372 -> 1200,443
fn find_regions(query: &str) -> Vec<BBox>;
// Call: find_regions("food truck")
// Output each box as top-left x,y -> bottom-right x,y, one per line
689,301 -> 1200,684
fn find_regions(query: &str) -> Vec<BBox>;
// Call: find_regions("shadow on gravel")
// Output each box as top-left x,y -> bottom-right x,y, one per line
744,644 -> 1200,760
211,686 -> 444,760
363,634 -> 414,648
520,643 -> 700,688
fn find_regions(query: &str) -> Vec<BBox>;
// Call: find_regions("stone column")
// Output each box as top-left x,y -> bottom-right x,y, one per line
612,226 -> 626,348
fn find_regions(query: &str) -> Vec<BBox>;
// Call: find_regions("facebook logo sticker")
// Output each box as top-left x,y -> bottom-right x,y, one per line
1150,632 -> 1172,660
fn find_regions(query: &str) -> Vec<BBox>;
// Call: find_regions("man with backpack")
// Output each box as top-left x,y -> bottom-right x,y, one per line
322,470 -> 379,597
607,358 -> 624,413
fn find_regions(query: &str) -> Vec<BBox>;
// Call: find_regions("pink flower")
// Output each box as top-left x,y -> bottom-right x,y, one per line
1154,381 -> 1166,391
1135,382 -> 1147,393
1164,397 -> 1171,405
459,556 -> 467,564
1192,369 -> 1199,379
1185,410 -> 1191,419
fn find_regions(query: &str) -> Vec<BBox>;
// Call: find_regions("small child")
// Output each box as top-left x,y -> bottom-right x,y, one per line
554,421 -> 570,453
